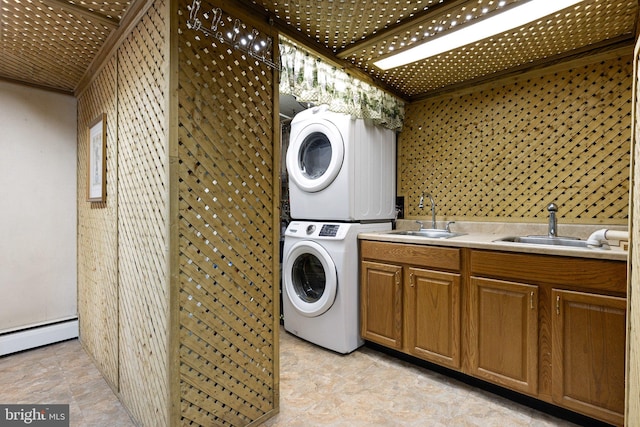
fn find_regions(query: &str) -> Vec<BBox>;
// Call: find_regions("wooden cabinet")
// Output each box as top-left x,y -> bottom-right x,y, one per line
360,241 -> 627,425
406,267 -> 461,369
360,241 -> 461,367
468,277 -> 538,395
361,261 -> 402,349
552,289 -> 626,426
469,250 -> 627,426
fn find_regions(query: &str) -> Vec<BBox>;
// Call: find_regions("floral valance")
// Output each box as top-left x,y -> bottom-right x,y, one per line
279,37 -> 405,131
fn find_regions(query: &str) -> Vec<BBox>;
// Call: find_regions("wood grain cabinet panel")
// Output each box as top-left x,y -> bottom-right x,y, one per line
468,277 -> 538,396
552,289 -> 626,426
405,268 -> 461,369
360,261 -> 403,349
360,241 -> 461,361
361,240 -> 460,270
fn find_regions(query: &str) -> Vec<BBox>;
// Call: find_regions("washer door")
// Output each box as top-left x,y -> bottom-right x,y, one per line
286,120 -> 345,193
283,240 -> 337,317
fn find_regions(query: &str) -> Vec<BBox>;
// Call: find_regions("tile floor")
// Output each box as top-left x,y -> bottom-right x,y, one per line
265,331 -> 586,427
0,339 -> 135,426
0,331 -> 603,427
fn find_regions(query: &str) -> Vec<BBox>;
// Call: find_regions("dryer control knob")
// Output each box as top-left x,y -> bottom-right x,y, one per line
306,225 -> 316,235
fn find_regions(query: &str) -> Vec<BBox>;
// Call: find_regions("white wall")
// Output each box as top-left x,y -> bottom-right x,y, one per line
0,80 -> 77,333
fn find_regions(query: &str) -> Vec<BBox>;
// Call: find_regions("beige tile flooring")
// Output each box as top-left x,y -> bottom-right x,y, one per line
0,339 -> 135,427
0,331 -> 598,427
265,330 -> 584,427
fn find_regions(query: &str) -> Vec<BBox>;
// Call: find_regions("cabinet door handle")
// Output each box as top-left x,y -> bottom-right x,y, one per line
409,272 -> 414,287
395,271 -> 400,286
530,291 -> 534,309
556,295 -> 560,315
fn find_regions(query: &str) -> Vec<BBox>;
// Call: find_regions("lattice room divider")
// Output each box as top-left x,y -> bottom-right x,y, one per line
116,0 -> 171,423
78,0 -> 280,425
174,0 -> 280,424
78,1 -> 173,425
400,50 -> 632,224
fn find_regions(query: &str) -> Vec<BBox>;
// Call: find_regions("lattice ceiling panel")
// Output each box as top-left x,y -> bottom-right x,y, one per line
253,0 -> 444,51
252,0 -> 637,99
361,0 -> 638,97
0,0 -> 130,92
0,0 -> 637,97
67,0 -> 131,19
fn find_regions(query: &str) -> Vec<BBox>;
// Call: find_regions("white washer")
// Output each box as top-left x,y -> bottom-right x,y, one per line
286,105 -> 396,222
282,220 -> 392,354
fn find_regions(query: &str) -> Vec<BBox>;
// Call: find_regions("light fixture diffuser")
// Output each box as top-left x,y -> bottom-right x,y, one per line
373,0 -> 585,70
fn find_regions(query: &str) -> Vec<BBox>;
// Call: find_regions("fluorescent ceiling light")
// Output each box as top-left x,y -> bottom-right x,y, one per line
373,0 -> 584,70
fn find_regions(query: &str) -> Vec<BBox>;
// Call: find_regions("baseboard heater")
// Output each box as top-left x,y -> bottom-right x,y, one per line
0,317 -> 79,356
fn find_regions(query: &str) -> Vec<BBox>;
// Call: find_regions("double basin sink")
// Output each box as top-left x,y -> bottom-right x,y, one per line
391,230 -> 605,249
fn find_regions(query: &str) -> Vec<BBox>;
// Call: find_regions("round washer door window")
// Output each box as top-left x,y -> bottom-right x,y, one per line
284,240 -> 337,317
286,120 -> 345,193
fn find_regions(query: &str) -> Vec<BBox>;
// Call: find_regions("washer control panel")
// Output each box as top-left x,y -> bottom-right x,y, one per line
286,221 -> 347,240
319,224 -> 340,237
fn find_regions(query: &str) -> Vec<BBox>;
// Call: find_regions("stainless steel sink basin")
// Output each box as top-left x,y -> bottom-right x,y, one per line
392,229 -> 464,239
495,235 -> 603,249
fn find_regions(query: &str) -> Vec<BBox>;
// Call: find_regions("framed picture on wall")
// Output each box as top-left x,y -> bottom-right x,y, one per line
87,114 -> 107,202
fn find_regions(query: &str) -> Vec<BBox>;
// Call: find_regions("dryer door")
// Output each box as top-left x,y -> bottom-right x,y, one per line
286,119 -> 345,193
283,240 -> 337,317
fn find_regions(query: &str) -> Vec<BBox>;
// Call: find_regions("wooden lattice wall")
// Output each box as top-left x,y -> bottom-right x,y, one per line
400,50 -> 633,224
174,0 -> 279,425
77,55 -> 119,390
116,0 -> 170,424
77,0 -> 170,426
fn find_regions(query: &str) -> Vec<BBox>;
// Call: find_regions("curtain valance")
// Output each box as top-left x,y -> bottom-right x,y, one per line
279,37 -> 405,131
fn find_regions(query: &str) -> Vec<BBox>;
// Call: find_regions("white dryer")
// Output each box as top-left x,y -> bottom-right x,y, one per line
286,105 -> 396,222
282,220 -> 392,354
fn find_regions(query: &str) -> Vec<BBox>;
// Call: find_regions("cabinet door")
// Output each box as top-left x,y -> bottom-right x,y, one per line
406,267 -> 461,369
552,289 -> 626,426
360,261 -> 402,349
469,277 -> 538,395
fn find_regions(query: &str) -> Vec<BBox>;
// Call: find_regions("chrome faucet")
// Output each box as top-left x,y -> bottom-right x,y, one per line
547,203 -> 558,238
418,191 -> 436,229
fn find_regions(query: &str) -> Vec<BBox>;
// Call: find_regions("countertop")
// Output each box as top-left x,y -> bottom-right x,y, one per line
358,221 -> 629,261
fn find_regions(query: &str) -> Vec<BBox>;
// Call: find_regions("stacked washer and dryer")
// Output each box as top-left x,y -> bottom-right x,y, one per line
282,105 -> 396,354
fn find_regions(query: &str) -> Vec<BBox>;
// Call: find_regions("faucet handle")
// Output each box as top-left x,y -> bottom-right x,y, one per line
415,220 -> 424,230
547,203 -> 558,238
445,221 -> 455,232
